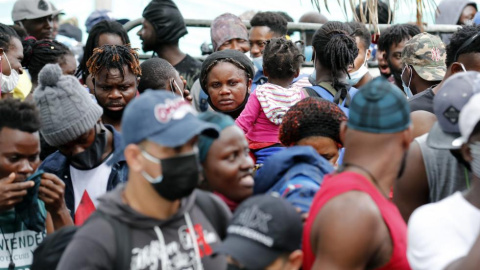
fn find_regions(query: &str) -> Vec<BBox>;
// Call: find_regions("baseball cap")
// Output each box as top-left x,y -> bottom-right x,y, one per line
12,0 -> 62,21
348,77 -> 411,133
402,33 -> 446,82
121,90 -> 219,148
427,71 -> 480,149
452,93 -> 480,147
215,194 -> 303,269
85,9 -> 114,32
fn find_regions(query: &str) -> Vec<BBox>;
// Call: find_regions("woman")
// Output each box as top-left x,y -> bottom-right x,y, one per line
199,49 -> 254,119
198,111 -> 255,212
254,97 -> 347,213
0,23 -> 24,98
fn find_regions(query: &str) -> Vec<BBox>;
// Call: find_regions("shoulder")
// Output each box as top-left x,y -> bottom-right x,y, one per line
39,152 -> 67,172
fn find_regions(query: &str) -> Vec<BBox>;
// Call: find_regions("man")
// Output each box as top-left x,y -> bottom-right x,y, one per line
137,0 -> 201,90
409,25 -> 480,113
11,0 -> 61,40
377,24 -> 421,90
400,33 -> 446,97
407,93 -> 480,270
87,44 -> 141,131
249,11 -> 288,89
298,11 -> 328,62
0,98 -> 72,269
57,91 -> 231,269
216,194 -> 303,270
138,58 -> 182,94
394,72 -> 477,222
303,77 -> 412,269
436,0 -> 477,45
346,21 -> 373,88
35,64 -> 128,225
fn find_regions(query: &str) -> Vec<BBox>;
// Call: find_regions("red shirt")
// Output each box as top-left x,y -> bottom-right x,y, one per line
302,172 -> 410,270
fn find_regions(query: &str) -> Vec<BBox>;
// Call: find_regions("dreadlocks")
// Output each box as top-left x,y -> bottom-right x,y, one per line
87,44 -> 141,79
22,38 -> 73,84
312,21 -> 358,95
77,20 -> 130,81
279,97 -> 347,147
262,37 -> 305,80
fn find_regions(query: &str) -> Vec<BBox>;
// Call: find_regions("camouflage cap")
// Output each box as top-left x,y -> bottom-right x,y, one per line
402,32 -> 446,82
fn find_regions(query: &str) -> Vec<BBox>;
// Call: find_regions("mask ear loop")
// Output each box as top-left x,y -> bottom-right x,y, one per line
407,65 -> 413,88
0,53 -> 3,94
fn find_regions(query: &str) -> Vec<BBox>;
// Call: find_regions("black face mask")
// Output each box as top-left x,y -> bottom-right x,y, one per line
142,151 -> 200,201
69,125 -> 108,170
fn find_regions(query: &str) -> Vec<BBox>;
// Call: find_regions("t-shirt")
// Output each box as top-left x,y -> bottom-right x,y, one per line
70,156 -> 112,225
416,134 -> 471,202
408,192 -> 480,270
174,54 -> 202,90
0,201 -> 47,270
408,87 -> 435,113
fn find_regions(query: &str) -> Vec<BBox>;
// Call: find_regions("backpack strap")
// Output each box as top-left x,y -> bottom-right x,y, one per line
94,211 -> 132,270
194,190 -> 231,240
303,87 -> 321,98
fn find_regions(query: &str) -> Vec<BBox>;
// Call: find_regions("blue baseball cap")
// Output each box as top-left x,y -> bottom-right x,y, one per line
348,77 -> 411,133
121,90 -> 219,148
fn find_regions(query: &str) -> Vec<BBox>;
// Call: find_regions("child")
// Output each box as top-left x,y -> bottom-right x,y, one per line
236,37 -> 305,166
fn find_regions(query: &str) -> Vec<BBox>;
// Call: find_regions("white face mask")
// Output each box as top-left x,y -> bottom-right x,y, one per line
347,51 -> 369,86
460,63 -> 467,72
1,52 -> 20,94
252,56 -> 263,72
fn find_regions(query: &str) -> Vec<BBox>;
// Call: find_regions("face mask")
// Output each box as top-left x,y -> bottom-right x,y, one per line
401,65 -> 414,98
69,125 -> 108,170
141,150 -> 200,201
347,53 -> 369,86
469,142 -> 480,178
0,53 -> 19,94
252,56 -> 263,72
460,63 -> 467,72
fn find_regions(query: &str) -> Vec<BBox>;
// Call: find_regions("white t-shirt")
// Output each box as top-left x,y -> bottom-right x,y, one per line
70,156 -> 113,212
407,191 -> 480,270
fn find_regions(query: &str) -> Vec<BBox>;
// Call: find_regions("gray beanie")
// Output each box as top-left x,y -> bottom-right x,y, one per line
34,64 -> 103,147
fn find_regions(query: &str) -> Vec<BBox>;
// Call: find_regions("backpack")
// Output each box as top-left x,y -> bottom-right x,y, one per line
31,190 -> 229,270
303,82 -> 358,116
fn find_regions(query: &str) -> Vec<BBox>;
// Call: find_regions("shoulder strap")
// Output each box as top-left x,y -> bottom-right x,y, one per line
194,190 -> 230,240
95,211 -> 131,270
303,87 -> 321,98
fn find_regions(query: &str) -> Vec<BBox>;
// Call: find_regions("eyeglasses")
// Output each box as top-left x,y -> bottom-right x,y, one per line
169,78 -> 184,100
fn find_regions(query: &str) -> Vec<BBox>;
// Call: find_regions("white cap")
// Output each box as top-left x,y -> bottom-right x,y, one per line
12,0 -> 62,21
452,93 -> 480,147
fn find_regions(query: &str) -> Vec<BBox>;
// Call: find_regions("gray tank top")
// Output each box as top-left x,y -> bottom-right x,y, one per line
416,134 -> 472,202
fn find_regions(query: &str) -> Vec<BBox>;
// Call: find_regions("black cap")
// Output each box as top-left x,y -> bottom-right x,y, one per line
215,194 -> 303,269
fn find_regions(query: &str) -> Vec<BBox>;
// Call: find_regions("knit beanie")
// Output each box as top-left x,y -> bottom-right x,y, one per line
142,0 -> 187,44
33,64 -> 103,147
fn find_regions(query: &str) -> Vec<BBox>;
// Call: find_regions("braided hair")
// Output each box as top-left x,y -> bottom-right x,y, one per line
87,44 -> 141,79
279,97 -> 347,147
77,20 -> 130,81
22,38 -> 73,84
0,23 -> 20,53
263,37 -> 304,80
312,21 -> 358,96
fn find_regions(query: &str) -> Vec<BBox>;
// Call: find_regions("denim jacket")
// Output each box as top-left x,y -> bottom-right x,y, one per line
38,125 -> 128,220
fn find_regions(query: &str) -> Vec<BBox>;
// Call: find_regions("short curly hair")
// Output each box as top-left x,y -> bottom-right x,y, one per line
446,25 -> 480,67
250,11 -> 288,36
263,37 -> 304,79
279,97 -> 347,146
0,98 -> 40,133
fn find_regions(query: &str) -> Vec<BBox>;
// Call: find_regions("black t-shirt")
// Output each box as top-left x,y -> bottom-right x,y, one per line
409,86 -> 435,113
174,54 -> 202,90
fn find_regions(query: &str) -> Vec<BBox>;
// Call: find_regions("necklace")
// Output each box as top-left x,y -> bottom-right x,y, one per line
340,163 -> 388,198
0,213 -> 16,270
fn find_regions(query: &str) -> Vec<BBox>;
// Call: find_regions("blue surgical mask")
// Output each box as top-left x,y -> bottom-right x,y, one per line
252,56 -> 263,72
401,65 -> 414,98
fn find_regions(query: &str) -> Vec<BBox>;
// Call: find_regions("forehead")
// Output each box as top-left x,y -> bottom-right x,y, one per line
209,62 -> 245,78
249,26 -> 274,41
97,33 -> 124,47
0,128 -> 39,152
390,38 -> 409,52
355,36 -> 366,51
7,37 -> 23,56
96,65 -> 136,82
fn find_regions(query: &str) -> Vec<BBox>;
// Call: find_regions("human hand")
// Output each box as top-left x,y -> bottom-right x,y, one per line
0,173 -> 34,212
38,173 -> 67,215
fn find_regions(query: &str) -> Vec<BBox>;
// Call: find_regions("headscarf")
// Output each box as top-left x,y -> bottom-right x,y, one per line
211,13 -> 248,51
142,0 -> 187,44
200,49 -> 254,118
198,111 -> 235,163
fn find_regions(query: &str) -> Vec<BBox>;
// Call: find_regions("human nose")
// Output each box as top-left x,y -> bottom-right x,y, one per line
219,85 -> 232,95
17,159 -> 34,174
251,44 -> 261,57
109,89 -> 122,99
241,152 -> 254,170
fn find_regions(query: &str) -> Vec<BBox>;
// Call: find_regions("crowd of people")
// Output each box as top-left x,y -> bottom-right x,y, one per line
1,0 -> 480,269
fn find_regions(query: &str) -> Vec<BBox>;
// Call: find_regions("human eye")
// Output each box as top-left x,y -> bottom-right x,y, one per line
229,80 -> 238,86
8,155 -> 20,163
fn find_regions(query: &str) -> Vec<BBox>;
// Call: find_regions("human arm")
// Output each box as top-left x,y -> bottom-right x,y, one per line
393,141 -> 429,222
38,172 -> 73,231
310,191 -> 387,270
235,92 -> 261,134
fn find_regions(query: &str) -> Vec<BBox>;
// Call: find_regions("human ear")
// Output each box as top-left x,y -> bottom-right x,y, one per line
247,78 -> 253,94
124,144 -> 144,172
339,121 -> 348,146
461,143 -> 474,163
366,49 -> 372,61
287,250 -> 303,270
451,62 -> 465,74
